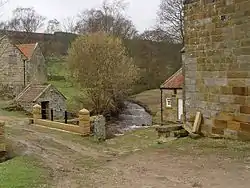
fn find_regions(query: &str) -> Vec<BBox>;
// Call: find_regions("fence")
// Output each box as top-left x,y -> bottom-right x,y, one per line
48,109 -> 77,125
33,104 -> 90,136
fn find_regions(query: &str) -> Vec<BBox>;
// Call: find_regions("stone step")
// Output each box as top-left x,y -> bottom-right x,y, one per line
170,129 -> 188,138
156,124 -> 183,133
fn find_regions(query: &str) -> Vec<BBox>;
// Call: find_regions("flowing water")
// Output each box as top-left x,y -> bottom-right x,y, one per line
107,101 -> 153,135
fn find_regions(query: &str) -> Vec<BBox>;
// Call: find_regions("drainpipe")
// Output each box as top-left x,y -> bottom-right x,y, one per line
23,60 -> 26,87
160,88 -> 163,126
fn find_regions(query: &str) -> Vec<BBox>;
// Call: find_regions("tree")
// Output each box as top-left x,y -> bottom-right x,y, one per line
46,19 -> 61,33
8,7 -> 46,32
75,0 -> 137,39
62,16 -> 77,33
157,0 -> 184,43
67,32 -> 138,115
139,27 -> 173,42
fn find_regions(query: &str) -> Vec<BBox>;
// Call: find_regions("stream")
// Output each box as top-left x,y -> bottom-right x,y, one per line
107,101 -> 153,136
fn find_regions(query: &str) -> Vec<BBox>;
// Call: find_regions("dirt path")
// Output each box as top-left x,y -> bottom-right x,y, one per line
5,119 -> 113,188
3,118 -> 250,188
88,150 -> 250,188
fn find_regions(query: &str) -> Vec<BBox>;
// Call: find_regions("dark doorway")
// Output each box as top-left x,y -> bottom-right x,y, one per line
41,101 -> 49,119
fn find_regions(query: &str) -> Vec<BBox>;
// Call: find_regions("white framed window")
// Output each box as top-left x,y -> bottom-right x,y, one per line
166,98 -> 172,108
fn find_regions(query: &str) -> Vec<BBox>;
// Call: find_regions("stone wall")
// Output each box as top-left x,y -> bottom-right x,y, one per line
0,36 -> 26,97
27,45 -> 47,85
184,0 -> 250,139
21,86 -> 66,119
162,89 -> 183,123
32,105 -> 90,136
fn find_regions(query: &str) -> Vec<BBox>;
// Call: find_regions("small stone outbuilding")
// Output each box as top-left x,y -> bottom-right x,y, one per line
15,84 -> 66,119
160,68 -> 184,124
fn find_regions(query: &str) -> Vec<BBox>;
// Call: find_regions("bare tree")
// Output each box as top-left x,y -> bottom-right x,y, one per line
62,16 -> 77,33
157,0 -> 184,43
0,0 -> 8,30
8,7 -> 46,32
139,27 -> 173,42
45,19 -> 61,33
75,0 -> 137,39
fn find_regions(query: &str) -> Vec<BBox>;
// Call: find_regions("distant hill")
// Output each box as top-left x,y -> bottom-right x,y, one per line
0,30 -> 77,56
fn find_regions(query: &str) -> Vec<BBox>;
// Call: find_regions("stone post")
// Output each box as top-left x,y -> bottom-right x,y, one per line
33,104 -> 42,120
79,109 -> 90,136
0,120 -> 6,152
93,115 -> 106,141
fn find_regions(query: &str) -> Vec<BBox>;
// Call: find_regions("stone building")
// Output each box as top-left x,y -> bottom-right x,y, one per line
160,68 -> 184,124
0,35 -> 47,97
15,84 -> 66,119
0,35 -> 66,119
183,0 -> 250,139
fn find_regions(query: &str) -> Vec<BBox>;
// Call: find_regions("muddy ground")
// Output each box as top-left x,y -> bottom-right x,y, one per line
2,117 -> 250,188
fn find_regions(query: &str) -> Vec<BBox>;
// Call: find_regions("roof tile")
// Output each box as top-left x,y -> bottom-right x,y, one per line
16,43 -> 36,59
161,68 -> 184,89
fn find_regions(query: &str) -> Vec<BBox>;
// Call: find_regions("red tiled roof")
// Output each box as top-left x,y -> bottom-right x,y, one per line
16,43 -> 37,59
161,68 -> 184,89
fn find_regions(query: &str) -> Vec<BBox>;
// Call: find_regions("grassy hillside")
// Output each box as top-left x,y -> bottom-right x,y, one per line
47,57 -> 90,113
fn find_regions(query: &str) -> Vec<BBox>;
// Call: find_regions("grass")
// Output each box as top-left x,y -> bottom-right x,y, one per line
0,156 -> 50,188
47,57 -> 89,112
157,137 -> 250,159
132,89 -> 161,124
0,100 -> 26,118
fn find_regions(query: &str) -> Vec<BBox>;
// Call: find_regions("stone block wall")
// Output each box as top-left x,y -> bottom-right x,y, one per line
27,45 -> 47,85
35,87 -> 66,119
184,0 -> 250,139
32,105 -> 91,136
0,36 -> 26,97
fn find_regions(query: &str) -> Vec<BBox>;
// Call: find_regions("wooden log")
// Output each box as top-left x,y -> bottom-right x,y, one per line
183,123 -> 201,139
192,112 -> 202,133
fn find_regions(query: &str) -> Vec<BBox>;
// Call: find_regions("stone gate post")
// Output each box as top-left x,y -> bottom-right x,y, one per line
33,104 -> 42,120
79,109 -> 90,136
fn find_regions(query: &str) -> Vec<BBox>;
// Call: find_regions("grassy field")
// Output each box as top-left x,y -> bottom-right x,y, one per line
47,57 -> 89,112
0,156 -> 50,188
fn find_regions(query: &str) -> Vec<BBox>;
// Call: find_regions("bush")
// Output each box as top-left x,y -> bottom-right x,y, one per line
67,32 -> 138,116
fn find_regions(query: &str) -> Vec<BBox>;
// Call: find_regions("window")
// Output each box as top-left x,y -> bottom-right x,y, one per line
166,98 -> 172,108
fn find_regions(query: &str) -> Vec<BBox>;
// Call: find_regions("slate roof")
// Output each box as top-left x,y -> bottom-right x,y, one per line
15,84 -> 66,103
16,43 -> 37,60
160,68 -> 184,89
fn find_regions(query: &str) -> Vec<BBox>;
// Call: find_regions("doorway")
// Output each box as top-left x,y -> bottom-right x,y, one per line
41,101 -> 49,119
177,98 -> 183,121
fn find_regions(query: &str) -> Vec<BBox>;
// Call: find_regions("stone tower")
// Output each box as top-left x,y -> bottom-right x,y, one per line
183,0 -> 250,139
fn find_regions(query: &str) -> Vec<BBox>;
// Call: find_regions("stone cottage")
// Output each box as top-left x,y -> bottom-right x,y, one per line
0,35 -> 47,97
0,35 -> 66,119
160,68 -> 184,124
183,0 -> 250,140
15,84 -> 66,119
